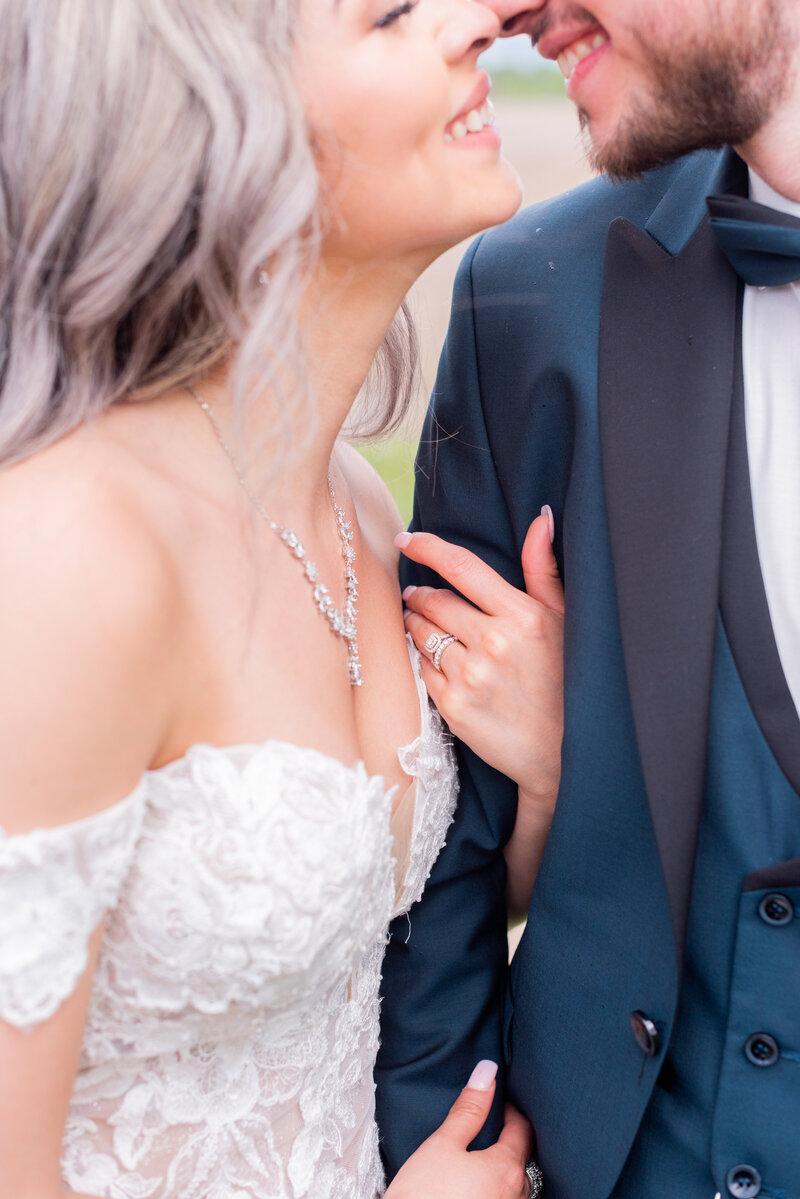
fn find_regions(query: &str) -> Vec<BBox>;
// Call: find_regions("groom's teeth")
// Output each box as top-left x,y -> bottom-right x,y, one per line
557,30 -> 609,79
558,47 -> 579,77
444,100 -> 495,143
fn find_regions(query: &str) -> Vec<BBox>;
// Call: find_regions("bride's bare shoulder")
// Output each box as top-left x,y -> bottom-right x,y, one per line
0,427 -> 184,831
0,422 -> 180,595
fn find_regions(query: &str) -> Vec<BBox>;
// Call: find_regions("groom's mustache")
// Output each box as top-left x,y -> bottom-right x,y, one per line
528,4 -> 599,46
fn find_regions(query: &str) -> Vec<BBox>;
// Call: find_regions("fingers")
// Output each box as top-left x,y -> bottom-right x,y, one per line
402,584 -> 469,673
438,1060 -> 498,1149
415,652 -> 447,701
402,584 -> 479,646
396,508 -> 564,622
521,510 -> 564,615
497,1101 -> 533,1165
396,531 -> 515,618
404,611 -> 465,676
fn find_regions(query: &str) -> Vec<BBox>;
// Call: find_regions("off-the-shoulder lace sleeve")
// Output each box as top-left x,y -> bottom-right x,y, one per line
0,786 -> 146,1030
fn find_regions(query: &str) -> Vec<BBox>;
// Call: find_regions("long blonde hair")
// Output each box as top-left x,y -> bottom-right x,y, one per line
0,0 -> 416,469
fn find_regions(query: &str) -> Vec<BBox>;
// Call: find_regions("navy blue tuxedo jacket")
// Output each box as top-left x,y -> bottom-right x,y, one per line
374,148 -> 766,1196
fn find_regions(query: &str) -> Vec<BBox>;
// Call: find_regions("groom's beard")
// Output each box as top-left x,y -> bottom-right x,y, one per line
536,1 -> 792,181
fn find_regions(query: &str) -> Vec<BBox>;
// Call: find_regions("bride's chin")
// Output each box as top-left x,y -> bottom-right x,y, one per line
453,175 -> 525,241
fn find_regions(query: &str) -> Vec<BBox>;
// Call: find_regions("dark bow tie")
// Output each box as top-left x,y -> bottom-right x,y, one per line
707,193 -> 800,286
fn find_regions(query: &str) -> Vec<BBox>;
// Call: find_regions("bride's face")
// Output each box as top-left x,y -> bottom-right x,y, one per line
294,0 -> 523,266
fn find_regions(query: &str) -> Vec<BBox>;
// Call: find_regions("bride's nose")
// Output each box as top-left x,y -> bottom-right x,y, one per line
439,0 -> 502,61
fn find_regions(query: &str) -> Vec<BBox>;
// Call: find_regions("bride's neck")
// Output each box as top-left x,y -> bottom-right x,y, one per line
300,254 -> 420,478
194,251 -> 427,523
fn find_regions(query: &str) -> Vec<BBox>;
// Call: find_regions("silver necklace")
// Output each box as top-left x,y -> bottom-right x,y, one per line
190,386 -> 363,686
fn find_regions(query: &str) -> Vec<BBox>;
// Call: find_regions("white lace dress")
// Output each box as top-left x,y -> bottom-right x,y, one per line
0,640 -> 458,1199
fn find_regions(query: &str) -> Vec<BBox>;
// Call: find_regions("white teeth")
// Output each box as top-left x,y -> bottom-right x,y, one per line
557,48 -> 579,78
444,99 -> 495,143
557,30 -> 608,79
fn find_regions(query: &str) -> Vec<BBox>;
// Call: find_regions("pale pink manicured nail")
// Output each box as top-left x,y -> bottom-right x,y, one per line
395,532 -> 412,549
541,504 -> 555,544
466,1060 -> 498,1091
402,585 -> 417,600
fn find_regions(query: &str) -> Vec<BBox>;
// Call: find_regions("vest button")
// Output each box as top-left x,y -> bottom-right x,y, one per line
629,1010 -> 660,1056
744,1032 -> 780,1067
725,1164 -> 762,1198
758,892 -> 794,926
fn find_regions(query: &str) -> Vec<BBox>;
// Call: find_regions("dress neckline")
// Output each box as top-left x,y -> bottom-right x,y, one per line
148,634 -> 428,787
2,638 -> 431,839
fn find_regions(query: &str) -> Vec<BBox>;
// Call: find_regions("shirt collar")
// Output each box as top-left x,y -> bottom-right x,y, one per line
748,167 -> 800,220
747,168 -> 800,300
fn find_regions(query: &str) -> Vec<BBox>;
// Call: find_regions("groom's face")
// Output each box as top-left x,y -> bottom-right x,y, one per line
489,0 -> 794,178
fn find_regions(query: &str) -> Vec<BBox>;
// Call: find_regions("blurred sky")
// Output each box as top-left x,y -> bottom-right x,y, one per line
481,33 -> 557,72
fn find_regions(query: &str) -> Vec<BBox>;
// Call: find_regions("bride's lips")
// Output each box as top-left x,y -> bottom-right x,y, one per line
447,72 -> 491,130
444,70 -> 500,148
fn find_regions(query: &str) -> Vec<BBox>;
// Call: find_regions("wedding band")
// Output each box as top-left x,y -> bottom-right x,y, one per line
432,634 -> 459,671
423,632 -> 445,654
422,631 -> 460,671
525,1160 -> 543,1198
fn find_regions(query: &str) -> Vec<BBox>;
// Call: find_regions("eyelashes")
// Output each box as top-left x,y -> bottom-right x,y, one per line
375,0 -> 419,28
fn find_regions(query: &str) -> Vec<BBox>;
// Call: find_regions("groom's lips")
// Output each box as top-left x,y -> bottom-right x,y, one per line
536,19 -> 608,67
536,19 -> 611,100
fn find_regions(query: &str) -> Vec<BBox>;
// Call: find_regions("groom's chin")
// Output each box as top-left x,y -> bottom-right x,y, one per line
573,102 -> 664,183
569,17 -> 791,181
577,108 -> 697,183
574,62 -> 772,182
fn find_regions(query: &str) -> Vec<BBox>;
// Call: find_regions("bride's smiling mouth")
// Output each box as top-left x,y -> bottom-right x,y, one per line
444,72 -> 499,145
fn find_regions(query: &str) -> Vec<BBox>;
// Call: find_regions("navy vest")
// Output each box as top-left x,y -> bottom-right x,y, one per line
612,335 -> 800,1199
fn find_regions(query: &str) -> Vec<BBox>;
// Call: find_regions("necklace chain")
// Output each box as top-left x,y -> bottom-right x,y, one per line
189,386 -> 363,687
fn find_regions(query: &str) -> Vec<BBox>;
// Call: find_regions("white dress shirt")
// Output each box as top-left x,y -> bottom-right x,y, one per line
743,170 -> 800,716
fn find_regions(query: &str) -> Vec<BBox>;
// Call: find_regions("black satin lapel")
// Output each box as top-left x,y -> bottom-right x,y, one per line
599,216 -> 739,958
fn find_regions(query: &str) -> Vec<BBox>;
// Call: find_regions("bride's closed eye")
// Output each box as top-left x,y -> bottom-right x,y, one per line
375,0 -> 419,28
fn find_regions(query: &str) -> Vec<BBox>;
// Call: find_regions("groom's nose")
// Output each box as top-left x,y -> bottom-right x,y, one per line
481,0 -> 549,36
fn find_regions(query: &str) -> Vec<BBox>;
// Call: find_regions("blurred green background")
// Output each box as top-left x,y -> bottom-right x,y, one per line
358,440 -> 418,528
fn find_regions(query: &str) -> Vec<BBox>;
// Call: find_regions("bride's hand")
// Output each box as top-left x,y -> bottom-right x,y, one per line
385,1060 -> 534,1199
396,510 -> 564,801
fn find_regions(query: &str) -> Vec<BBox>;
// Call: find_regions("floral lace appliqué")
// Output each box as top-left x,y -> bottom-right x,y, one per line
1,639 -> 458,1199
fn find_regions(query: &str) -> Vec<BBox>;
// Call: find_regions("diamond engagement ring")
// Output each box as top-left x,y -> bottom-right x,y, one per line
525,1160 -> 543,1198
423,631 -> 460,672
